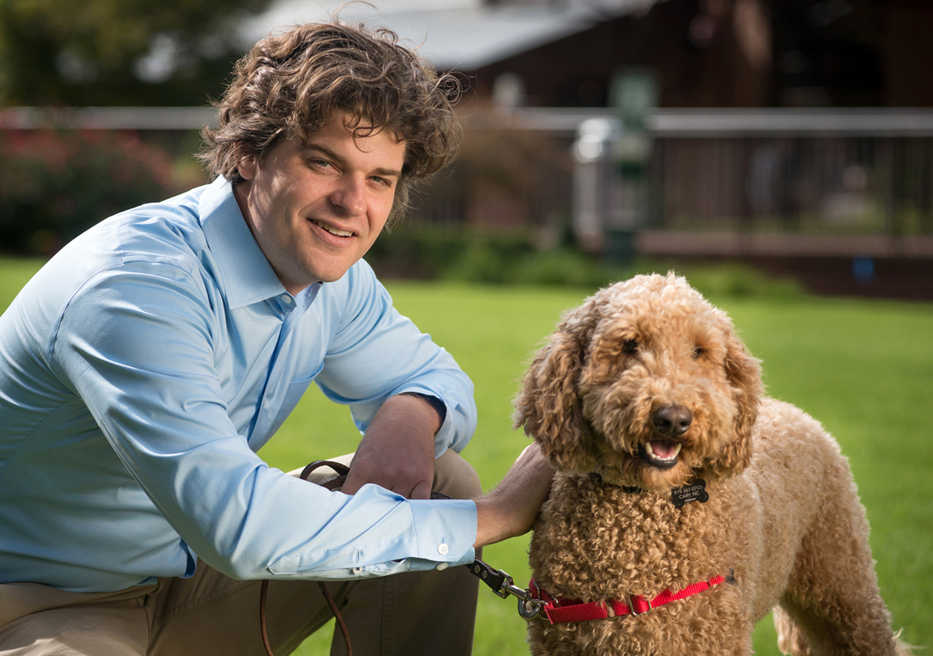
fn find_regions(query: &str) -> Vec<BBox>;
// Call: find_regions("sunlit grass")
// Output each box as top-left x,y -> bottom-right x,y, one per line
0,257 -> 44,311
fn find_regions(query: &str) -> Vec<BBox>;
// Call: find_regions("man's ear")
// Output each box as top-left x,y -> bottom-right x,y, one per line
237,155 -> 257,181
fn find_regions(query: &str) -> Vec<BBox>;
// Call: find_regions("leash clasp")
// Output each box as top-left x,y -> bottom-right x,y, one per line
468,559 -> 515,599
517,596 -> 546,619
467,559 -> 545,619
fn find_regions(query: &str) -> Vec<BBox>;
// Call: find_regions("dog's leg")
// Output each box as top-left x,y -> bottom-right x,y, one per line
773,604 -> 817,655
776,451 -> 904,656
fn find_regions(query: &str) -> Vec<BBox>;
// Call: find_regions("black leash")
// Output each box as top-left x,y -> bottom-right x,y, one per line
260,460 -> 353,656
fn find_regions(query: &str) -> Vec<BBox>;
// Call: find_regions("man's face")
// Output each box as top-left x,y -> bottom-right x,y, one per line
235,112 -> 406,293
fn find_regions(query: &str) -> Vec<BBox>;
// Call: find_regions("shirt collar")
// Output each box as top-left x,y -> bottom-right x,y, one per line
198,176 -> 288,309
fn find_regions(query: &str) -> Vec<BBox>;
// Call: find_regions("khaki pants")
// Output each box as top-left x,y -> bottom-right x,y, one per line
0,451 -> 482,655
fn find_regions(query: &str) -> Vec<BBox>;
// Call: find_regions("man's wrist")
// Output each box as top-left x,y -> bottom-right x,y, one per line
473,496 -> 508,548
473,444 -> 555,549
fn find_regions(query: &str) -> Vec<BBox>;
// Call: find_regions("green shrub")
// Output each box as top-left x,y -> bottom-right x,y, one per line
508,249 -> 630,288
368,225 -> 803,299
368,224 -> 537,280
678,263 -> 804,300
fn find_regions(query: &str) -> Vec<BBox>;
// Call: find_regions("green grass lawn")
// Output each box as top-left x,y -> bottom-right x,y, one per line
2,258 -> 930,654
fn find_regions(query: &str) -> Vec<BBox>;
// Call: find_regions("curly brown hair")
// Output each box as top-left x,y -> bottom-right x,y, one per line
198,21 -> 462,221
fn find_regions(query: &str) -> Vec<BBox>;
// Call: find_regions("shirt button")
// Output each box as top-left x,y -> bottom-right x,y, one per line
279,294 -> 293,304
437,543 -> 449,556
435,562 -> 449,571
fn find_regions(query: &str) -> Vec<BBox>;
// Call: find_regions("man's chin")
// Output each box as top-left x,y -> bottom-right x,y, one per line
302,260 -> 356,286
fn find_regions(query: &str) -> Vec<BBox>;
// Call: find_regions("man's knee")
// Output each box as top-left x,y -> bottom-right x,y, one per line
432,450 -> 482,500
0,606 -> 147,655
290,450 -> 481,500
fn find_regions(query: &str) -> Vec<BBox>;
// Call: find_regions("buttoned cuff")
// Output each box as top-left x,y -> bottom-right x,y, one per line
407,497 -> 477,568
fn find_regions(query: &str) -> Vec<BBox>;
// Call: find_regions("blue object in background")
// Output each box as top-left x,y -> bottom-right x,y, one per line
852,256 -> 876,283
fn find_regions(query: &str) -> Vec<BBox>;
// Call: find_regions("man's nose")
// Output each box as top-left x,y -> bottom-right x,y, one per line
328,176 -> 366,216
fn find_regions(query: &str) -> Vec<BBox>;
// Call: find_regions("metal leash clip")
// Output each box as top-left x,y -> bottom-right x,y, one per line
467,559 -> 546,620
517,596 -> 547,620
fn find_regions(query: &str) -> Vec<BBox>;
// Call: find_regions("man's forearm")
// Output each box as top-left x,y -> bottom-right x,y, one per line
370,393 -> 443,440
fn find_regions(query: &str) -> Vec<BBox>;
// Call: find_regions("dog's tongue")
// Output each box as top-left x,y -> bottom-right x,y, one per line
650,440 -> 679,459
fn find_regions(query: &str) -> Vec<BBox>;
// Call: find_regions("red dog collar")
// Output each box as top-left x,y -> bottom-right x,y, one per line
528,573 -> 731,624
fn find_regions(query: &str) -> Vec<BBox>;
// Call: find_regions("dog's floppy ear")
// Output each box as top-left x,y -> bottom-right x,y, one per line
709,321 -> 763,477
513,298 -> 601,473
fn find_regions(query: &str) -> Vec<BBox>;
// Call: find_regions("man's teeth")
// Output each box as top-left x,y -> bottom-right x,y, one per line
312,219 -> 353,237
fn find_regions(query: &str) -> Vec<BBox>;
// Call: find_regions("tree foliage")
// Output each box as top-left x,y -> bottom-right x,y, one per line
0,0 -> 273,105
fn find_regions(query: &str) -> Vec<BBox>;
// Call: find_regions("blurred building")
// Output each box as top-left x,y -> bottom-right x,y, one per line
252,0 -> 932,297
247,0 -> 933,109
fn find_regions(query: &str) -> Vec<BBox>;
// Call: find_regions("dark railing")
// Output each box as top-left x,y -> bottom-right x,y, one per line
480,107 -> 933,237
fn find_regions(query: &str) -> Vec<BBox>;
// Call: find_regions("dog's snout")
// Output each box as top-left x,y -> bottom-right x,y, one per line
652,405 -> 692,437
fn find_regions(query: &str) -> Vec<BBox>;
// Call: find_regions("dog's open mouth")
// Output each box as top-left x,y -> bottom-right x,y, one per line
641,440 -> 682,469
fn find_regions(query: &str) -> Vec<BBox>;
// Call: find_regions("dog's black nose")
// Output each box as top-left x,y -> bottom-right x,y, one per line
652,405 -> 692,437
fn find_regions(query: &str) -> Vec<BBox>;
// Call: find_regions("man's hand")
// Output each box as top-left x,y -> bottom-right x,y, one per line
473,443 -> 554,548
341,394 -> 442,499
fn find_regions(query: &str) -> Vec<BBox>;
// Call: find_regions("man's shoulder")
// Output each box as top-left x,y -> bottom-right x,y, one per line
1,185 -> 220,357
85,184 -> 213,267
27,185 -> 216,306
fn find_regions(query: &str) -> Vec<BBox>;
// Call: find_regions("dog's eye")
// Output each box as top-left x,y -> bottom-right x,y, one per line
622,339 -> 639,355
693,345 -> 706,359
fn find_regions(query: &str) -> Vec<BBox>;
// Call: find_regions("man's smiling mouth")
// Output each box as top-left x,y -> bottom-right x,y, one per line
310,218 -> 354,238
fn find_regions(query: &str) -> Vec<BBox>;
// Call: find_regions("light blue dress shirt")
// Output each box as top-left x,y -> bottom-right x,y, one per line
0,177 -> 478,592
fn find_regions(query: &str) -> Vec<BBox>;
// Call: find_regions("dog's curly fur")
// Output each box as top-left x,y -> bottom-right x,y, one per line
515,273 -> 910,656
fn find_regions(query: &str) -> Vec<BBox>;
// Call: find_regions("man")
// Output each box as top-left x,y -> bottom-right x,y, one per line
0,21 -> 552,655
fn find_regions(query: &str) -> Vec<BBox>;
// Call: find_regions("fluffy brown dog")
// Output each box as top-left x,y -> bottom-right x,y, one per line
515,273 -> 910,656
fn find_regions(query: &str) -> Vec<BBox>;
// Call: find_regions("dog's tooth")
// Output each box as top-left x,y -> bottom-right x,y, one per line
647,441 -> 682,462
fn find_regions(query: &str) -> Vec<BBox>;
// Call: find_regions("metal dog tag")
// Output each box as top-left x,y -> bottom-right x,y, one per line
671,479 -> 709,508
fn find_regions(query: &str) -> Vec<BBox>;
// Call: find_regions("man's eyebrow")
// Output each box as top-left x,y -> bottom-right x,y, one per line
303,143 -> 402,178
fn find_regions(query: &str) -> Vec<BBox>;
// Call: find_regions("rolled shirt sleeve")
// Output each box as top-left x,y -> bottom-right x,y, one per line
315,260 -> 477,457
